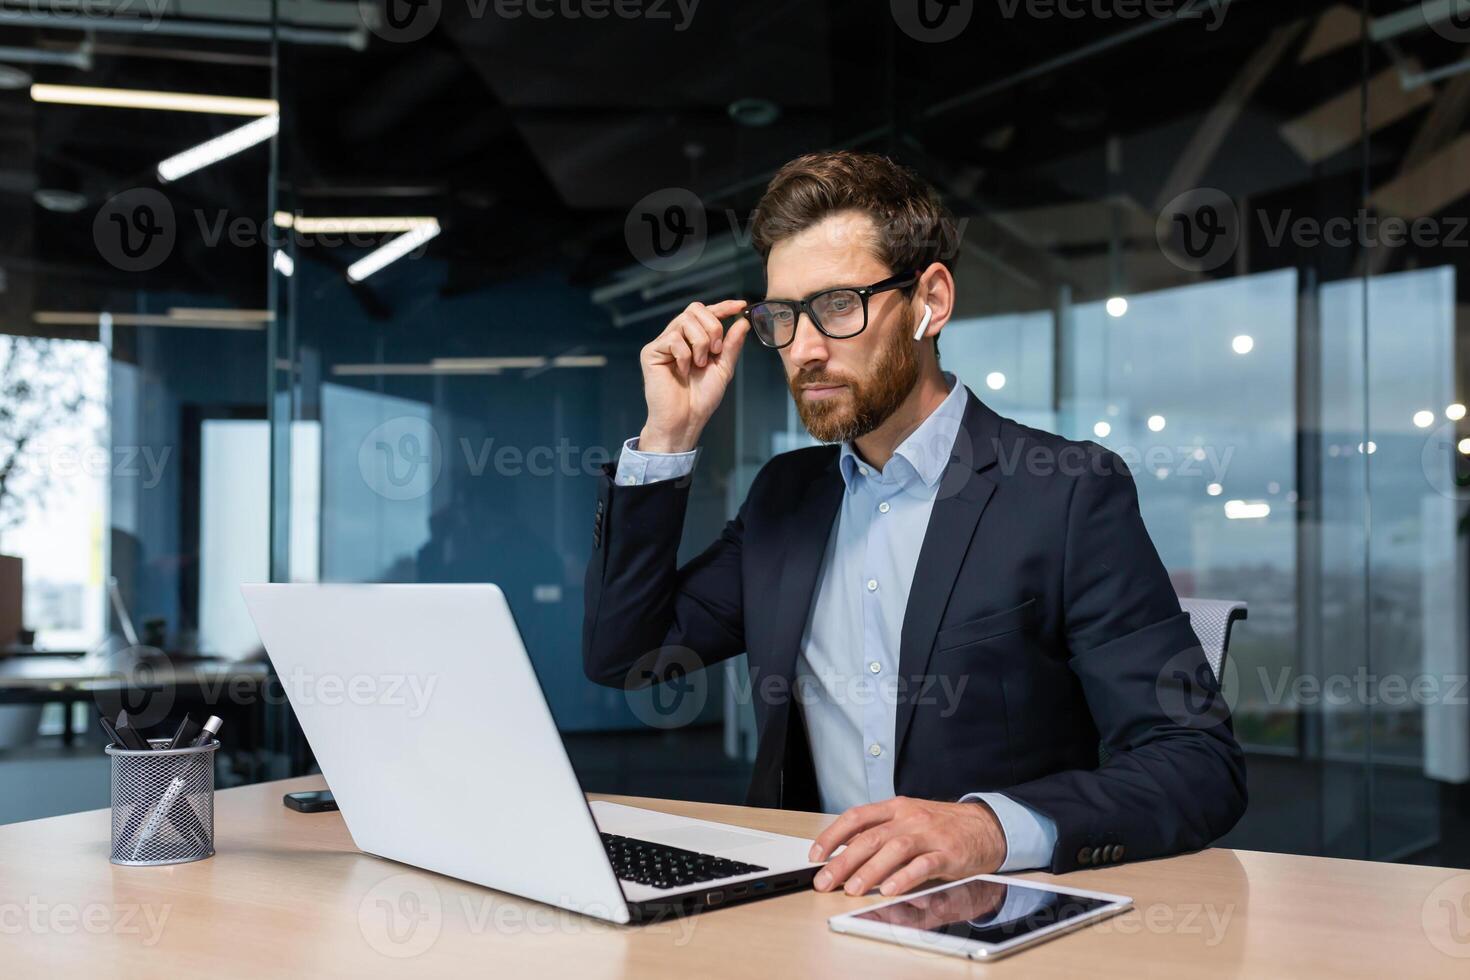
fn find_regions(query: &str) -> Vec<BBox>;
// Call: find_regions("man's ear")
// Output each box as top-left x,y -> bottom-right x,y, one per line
912,264 -> 956,340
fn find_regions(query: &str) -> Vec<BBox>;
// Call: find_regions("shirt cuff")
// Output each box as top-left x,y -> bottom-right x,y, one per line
613,436 -> 699,487
962,792 -> 1058,872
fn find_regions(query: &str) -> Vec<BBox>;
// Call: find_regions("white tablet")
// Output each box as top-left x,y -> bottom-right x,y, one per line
828,873 -> 1132,961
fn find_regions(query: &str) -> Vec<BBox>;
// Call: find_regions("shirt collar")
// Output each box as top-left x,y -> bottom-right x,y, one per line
838,373 -> 968,492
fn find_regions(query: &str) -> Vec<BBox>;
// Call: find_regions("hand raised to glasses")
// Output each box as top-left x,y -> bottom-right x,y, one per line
638,299 -> 750,454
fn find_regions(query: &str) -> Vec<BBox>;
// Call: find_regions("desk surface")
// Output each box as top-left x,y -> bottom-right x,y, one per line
0,652 -> 270,689
3,774 -> 1468,977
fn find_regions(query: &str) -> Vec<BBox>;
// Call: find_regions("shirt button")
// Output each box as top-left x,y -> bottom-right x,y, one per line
620,474 -> 635,485
868,743 -> 882,757
878,501 -> 890,514
858,465 -> 869,476
869,661 -> 881,674
866,579 -> 878,592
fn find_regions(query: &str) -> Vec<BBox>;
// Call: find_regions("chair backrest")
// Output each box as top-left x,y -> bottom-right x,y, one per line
1178,598 -> 1247,683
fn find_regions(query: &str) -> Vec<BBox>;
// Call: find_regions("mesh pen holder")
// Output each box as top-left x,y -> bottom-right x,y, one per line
106,738 -> 218,866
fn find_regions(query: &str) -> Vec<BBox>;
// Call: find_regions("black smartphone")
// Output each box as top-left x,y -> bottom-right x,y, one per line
283,790 -> 337,813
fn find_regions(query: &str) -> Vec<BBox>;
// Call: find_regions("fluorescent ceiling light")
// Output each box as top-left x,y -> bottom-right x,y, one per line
272,212 -> 442,234
158,114 -> 278,182
35,309 -> 272,330
292,216 -> 438,235
273,250 -> 294,277
167,307 -> 275,323
332,355 -> 607,377
346,219 -> 441,283
332,363 -> 502,377
30,83 -> 277,115
431,357 -> 547,370
1224,500 -> 1271,520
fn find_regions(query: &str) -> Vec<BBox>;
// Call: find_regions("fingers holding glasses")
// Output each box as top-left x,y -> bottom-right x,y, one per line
652,300 -> 746,377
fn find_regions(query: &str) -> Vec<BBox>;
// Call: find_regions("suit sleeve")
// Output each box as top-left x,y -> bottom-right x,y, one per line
582,459 -> 749,691
1002,449 -> 1248,872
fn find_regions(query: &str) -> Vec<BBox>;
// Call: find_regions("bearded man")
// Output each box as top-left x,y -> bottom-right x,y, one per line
583,150 -> 1245,897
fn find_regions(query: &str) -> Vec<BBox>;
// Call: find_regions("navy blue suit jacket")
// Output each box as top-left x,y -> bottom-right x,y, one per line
583,392 -> 1246,873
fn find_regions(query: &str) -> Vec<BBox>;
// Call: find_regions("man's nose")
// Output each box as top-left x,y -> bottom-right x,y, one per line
787,312 -> 829,370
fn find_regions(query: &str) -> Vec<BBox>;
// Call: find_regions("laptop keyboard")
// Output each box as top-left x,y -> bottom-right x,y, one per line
601,832 -> 768,890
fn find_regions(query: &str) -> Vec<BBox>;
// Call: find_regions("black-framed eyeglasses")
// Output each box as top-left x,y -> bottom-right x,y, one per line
747,271 -> 920,349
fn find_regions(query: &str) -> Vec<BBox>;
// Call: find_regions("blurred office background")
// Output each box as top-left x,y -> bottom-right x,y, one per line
0,0 -> 1467,869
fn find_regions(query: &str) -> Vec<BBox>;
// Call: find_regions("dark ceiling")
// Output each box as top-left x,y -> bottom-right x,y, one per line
1,0 -> 1467,338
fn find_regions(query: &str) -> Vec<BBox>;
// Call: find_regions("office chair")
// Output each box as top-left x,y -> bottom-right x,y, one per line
1177,597 -> 1248,683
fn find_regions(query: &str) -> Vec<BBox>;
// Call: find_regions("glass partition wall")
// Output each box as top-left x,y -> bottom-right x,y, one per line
256,1 -> 1469,863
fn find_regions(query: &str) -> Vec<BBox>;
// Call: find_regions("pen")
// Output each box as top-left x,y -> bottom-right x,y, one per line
190,716 -> 223,747
131,775 -> 187,860
112,711 -> 153,751
99,716 -> 124,749
126,716 -> 221,858
166,714 -> 201,750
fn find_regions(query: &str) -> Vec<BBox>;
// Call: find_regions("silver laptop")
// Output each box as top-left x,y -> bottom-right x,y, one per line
240,583 -> 822,924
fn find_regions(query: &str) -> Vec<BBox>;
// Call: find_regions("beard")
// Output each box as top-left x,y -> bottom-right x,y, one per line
788,303 -> 921,444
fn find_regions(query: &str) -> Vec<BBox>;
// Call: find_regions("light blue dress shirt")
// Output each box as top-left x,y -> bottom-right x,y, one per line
614,374 -> 1058,872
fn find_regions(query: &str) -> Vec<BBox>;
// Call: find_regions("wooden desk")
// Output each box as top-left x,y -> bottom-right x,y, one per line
3,775 -> 1467,977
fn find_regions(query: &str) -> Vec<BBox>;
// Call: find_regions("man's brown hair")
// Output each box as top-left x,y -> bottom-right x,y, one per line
750,150 -> 959,279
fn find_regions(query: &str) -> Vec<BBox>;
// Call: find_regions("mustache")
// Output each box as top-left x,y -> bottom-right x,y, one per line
791,369 -> 855,388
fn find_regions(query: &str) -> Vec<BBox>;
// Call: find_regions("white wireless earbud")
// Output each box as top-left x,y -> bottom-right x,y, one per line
913,304 -> 933,341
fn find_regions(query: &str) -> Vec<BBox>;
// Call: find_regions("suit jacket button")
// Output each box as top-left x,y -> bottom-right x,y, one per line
1076,847 -> 1092,865
1112,845 -> 1125,862
1090,847 -> 1104,864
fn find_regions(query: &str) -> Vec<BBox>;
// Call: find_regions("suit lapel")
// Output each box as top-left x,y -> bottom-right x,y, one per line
749,453 -> 844,806
768,456 -> 845,689
893,393 -> 1001,764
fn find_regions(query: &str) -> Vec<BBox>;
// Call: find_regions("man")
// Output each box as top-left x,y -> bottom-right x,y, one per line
584,150 -> 1246,898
